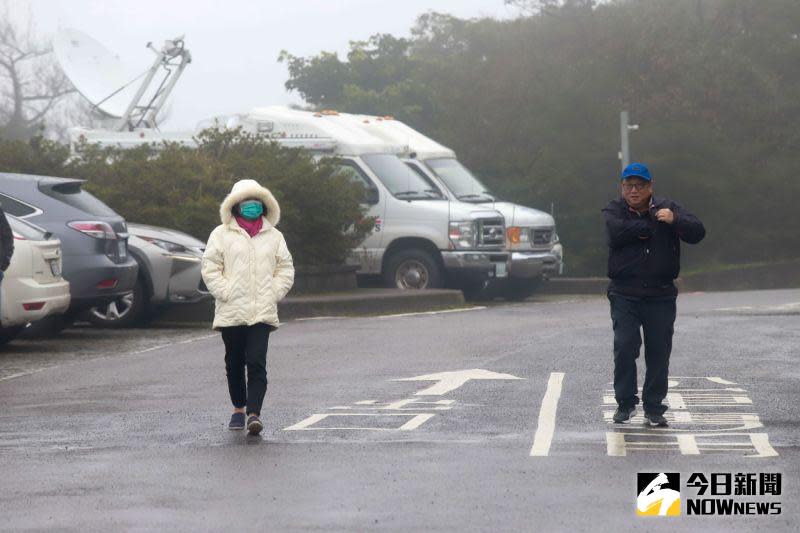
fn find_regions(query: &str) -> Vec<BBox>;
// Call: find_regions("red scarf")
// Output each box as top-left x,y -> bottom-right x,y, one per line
234,215 -> 263,237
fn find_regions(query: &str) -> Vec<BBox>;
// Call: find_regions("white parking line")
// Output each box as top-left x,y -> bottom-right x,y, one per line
375,306 -> 487,319
0,333 -> 218,383
292,307 -> 487,323
530,372 -> 565,457
0,368 -> 47,382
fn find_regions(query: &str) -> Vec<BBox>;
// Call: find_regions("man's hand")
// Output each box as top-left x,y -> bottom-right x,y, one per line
655,208 -> 675,224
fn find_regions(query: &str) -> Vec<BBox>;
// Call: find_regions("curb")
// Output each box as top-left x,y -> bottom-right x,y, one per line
538,278 -> 608,295
153,289 -> 467,326
539,261 -> 800,295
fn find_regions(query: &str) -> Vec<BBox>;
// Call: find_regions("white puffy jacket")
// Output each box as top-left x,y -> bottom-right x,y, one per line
201,179 -> 295,330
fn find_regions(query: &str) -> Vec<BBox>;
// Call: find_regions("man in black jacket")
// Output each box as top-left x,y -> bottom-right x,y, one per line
602,162 -> 705,427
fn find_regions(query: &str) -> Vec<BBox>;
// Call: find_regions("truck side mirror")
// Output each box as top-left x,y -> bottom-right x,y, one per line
365,187 -> 379,205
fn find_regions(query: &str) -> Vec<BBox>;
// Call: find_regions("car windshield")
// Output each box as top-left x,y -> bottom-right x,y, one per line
361,154 -> 443,200
425,158 -> 495,202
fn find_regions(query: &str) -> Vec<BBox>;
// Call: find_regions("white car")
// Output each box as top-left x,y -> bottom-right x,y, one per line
0,216 -> 71,344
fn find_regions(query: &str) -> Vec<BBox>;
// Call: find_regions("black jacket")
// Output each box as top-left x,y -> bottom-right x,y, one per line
602,196 -> 705,298
0,207 -> 13,272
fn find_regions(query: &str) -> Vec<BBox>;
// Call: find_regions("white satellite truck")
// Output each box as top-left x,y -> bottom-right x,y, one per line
333,112 -> 564,299
72,107 -> 512,291
55,30 -> 510,292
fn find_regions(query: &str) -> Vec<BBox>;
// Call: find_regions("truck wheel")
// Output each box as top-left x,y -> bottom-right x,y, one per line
384,249 -> 443,290
0,325 -> 25,346
503,278 -> 541,301
85,277 -> 149,328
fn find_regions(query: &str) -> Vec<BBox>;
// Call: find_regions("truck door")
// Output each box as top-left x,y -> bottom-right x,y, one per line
333,159 -> 385,274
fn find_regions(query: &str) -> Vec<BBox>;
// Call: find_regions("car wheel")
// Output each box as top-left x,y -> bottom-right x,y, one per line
384,249 -> 443,290
86,277 -> 149,328
0,325 -> 26,346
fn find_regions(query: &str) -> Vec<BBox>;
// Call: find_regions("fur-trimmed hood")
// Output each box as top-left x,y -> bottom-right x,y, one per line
219,179 -> 281,228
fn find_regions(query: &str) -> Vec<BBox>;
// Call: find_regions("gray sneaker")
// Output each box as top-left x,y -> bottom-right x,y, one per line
645,413 -> 668,427
247,415 -> 264,436
613,406 -> 635,423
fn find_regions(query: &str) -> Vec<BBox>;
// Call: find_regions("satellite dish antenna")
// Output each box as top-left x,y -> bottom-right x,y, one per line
54,28 -> 191,131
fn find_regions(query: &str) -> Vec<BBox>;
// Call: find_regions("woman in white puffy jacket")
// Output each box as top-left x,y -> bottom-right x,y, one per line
201,179 -> 294,436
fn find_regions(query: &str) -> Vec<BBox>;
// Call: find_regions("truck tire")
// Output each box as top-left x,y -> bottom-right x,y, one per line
384,249 -> 443,290
0,325 -> 26,346
85,276 -> 149,328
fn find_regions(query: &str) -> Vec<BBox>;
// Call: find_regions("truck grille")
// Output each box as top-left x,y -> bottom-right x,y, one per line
531,227 -> 554,247
477,218 -> 505,248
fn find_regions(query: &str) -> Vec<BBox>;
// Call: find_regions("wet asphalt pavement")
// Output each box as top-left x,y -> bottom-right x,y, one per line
0,289 -> 798,531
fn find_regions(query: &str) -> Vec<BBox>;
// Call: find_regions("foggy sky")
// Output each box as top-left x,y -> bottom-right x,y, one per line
16,0 -> 517,131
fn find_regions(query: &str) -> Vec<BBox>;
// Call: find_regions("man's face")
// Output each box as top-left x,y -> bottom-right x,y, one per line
621,177 -> 652,209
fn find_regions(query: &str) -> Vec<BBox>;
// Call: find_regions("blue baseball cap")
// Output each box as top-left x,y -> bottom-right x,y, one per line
621,162 -> 651,181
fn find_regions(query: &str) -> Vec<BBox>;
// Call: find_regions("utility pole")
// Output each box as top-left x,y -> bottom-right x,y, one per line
619,110 -> 639,170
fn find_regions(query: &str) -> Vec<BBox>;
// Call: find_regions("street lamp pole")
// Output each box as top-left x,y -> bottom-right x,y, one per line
619,110 -> 639,170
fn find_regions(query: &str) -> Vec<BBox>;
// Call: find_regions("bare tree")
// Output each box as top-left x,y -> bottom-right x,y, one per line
0,2 -> 73,139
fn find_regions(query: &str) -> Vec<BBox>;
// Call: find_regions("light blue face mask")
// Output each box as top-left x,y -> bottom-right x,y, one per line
239,200 -> 264,220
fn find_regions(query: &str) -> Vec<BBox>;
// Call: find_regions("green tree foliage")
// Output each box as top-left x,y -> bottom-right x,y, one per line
281,0 -> 800,275
0,131 -> 373,267
280,34 -> 435,125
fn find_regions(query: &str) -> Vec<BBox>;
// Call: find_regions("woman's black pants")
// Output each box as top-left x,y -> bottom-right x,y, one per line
220,323 -> 271,416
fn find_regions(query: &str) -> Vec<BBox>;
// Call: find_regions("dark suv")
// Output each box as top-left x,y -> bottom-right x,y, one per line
0,173 -> 138,327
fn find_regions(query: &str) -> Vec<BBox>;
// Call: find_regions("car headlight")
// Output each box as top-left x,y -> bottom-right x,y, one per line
449,221 -> 476,249
140,236 -> 193,255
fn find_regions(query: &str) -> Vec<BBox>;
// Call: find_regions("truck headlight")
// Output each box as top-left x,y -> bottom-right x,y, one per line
507,226 -> 530,246
449,221 -> 476,249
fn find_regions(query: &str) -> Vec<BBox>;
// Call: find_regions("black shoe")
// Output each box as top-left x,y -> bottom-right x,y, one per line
247,415 -> 263,436
644,413 -> 668,427
613,406 -> 635,423
228,412 -> 245,431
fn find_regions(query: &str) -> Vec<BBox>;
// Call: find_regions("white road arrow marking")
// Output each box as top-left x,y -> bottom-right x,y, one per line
394,369 -> 524,396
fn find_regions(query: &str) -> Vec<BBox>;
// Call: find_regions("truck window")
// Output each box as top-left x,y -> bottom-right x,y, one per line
404,161 -> 447,197
362,154 -> 443,200
425,158 -> 495,202
332,161 -> 379,205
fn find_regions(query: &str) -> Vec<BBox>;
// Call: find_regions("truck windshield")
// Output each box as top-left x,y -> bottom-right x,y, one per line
362,154 -> 443,200
425,158 -> 495,203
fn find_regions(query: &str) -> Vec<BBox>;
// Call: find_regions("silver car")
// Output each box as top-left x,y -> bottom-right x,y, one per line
85,223 -> 210,326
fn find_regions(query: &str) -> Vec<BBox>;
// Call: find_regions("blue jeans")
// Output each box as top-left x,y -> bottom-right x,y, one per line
608,293 -> 676,416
